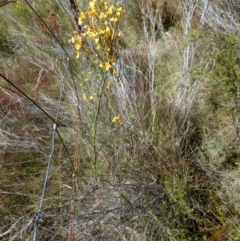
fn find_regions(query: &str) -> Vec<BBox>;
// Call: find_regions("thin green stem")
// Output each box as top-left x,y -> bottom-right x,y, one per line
93,75 -> 107,179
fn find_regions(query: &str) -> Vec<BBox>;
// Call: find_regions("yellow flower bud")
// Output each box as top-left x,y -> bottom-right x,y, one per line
110,17 -> 118,22
113,69 -> 118,76
105,26 -> 111,35
106,6 -> 114,15
110,59 -> 116,65
74,43 -> 81,50
96,43 -> 101,50
70,36 -> 75,44
99,62 -> 104,68
106,81 -> 115,89
112,116 -> 123,125
105,62 -> 111,71
89,1 -> 95,9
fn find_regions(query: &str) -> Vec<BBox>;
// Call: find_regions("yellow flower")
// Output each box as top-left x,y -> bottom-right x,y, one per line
74,36 -> 84,51
70,36 -> 75,44
89,1 -> 95,9
70,0 -> 124,64
104,1 -> 108,10
89,9 -> 97,16
99,62 -> 111,71
96,43 -> 101,50
99,28 -> 106,35
106,6 -> 114,15
89,95 -> 94,101
99,62 -> 104,68
106,81 -> 115,89
105,62 -> 111,71
110,17 -> 118,22
112,116 -> 123,125
106,48 -> 111,55
74,43 -> 81,50
116,11 -> 121,18
83,93 -> 87,100
110,59 -> 116,65
78,12 -> 86,25
79,12 -> 86,20
113,69 -> 118,76
89,31 -> 98,39
95,37 -> 100,43
105,26 -> 111,35
99,12 -> 106,20
118,7 -> 125,15
116,31 -> 121,37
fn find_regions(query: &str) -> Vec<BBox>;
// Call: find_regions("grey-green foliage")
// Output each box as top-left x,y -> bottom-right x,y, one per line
213,33 -> 240,93
0,18 -> 16,55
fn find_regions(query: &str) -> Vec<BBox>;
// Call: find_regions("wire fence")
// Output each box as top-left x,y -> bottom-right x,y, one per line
0,1 -> 79,240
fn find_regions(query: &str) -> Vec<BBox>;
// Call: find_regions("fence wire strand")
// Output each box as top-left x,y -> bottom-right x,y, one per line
32,57 -> 74,241
1,1 -> 82,239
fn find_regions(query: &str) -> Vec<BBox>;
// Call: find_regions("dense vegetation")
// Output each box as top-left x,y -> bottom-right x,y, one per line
1,0 -> 240,240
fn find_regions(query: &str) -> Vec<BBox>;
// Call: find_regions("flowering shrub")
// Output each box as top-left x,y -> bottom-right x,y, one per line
70,0 -> 125,113
70,0 -> 125,74
70,0 -> 125,175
